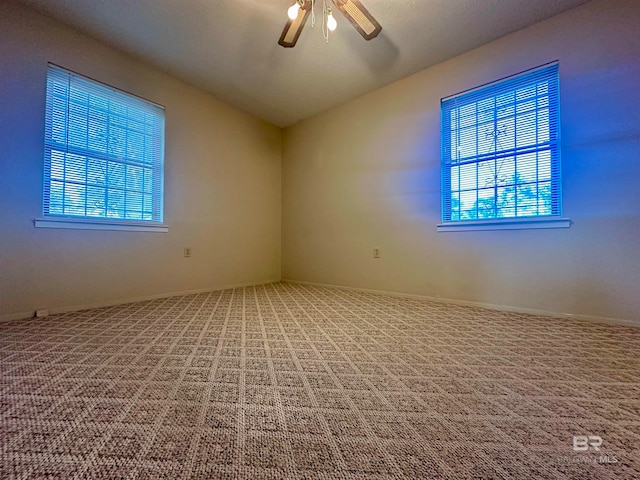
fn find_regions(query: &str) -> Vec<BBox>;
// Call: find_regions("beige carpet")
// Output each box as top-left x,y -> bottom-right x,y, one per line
1,282 -> 639,479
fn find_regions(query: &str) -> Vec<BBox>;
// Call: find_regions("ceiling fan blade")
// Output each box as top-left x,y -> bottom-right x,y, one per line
278,0 -> 313,48
332,0 -> 382,40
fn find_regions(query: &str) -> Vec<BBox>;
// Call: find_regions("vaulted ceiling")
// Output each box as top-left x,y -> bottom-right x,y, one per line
19,0 -> 591,127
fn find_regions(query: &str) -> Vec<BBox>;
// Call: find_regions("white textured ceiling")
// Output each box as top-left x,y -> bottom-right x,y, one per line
19,0 -> 590,127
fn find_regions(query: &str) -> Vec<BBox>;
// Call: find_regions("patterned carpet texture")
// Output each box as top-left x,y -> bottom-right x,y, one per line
1,282 -> 639,479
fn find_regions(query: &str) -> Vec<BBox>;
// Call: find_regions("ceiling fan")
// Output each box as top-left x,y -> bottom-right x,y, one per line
279,0 -> 382,48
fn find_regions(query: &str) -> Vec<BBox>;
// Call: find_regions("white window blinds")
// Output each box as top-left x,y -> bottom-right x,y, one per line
43,64 -> 165,223
441,62 -> 561,223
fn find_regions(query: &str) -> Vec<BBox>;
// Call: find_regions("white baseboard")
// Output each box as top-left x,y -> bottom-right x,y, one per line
5,278 -> 636,329
0,278 -> 280,323
0,311 -> 36,323
281,279 -> 639,329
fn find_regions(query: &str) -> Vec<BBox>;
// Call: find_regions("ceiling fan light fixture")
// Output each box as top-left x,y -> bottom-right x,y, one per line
332,0 -> 382,40
279,0 -> 380,48
287,2 -> 301,20
327,7 -> 337,31
279,0 -> 313,48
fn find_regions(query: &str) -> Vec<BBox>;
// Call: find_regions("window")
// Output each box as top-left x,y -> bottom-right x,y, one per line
439,62 -> 568,231
36,64 -> 166,232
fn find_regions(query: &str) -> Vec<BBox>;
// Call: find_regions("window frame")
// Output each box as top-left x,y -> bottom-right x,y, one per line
438,62 -> 569,232
35,63 -> 168,233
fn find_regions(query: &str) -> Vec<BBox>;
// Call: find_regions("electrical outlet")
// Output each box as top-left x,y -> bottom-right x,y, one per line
184,247 -> 192,258
373,247 -> 380,259
35,309 -> 49,318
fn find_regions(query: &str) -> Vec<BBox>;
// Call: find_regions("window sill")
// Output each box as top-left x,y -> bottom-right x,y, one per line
437,216 -> 571,232
34,217 -> 169,232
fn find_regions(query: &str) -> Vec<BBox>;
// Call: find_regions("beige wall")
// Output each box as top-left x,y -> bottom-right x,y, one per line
2,0 -> 639,325
282,0 -> 640,324
0,1 -> 281,319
